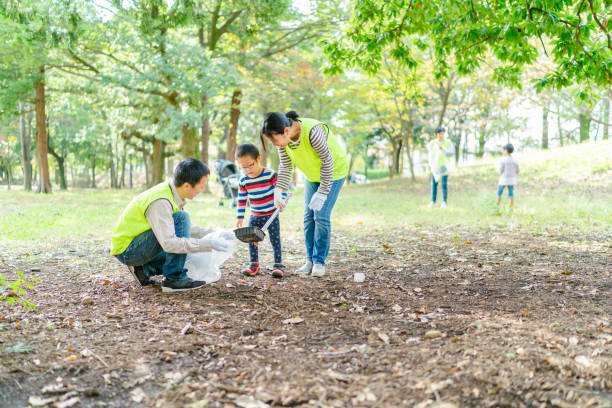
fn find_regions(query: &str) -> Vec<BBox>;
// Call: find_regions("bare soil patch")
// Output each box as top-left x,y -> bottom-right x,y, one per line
1,225 -> 610,407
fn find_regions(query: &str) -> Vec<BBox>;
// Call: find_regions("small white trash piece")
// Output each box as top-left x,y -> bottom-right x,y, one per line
185,230 -> 237,284
354,272 -> 365,283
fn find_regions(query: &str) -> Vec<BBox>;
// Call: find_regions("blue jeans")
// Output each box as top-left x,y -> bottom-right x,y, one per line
115,211 -> 190,280
431,174 -> 448,203
303,177 -> 345,265
248,214 -> 282,264
497,185 -> 514,198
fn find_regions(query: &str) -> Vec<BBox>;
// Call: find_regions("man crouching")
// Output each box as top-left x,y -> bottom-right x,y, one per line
111,158 -> 232,293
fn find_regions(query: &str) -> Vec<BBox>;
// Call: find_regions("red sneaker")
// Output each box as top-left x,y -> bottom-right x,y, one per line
242,262 -> 260,277
271,263 -> 285,278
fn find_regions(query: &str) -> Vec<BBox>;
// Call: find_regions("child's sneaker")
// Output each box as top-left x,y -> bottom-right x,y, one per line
271,263 -> 286,278
242,262 -> 260,277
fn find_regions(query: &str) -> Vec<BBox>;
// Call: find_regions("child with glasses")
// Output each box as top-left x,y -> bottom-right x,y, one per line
235,143 -> 286,277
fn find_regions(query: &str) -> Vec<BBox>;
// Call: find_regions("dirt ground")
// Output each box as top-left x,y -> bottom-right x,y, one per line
0,223 -> 610,408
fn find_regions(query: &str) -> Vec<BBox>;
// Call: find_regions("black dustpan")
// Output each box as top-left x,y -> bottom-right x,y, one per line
234,207 -> 280,243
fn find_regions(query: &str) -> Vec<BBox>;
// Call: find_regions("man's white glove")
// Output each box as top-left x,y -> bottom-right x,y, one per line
308,192 -> 327,211
219,230 -> 236,241
274,188 -> 287,209
200,237 -> 229,252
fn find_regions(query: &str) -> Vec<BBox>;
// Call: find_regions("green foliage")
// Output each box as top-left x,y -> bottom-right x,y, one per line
359,168 -> 389,179
324,0 -> 612,90
5,342 -> 33,354
0,271 -> 38,310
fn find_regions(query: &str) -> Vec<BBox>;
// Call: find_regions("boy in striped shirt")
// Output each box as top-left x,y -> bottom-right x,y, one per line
235,143 -> 285,278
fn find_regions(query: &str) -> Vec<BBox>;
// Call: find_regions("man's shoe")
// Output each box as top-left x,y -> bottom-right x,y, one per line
311,263 -> 326,277
128,265 -> 154,286
242,262 -> 261,277
296,260 -> 313,276
271,263 -> 286,278
161,277 -> 206,293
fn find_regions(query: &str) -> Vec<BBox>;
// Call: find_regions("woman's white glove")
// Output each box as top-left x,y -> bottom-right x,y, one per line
199,236 -> 229,252
274,188 -> 287,209
308,192 -> 327,211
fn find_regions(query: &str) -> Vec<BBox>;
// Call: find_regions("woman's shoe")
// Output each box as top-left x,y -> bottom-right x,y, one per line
296,260 -> 313,276
311,263 -> 326,277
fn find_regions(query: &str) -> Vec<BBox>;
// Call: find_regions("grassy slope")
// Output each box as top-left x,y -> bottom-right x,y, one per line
0,140 -> 610,243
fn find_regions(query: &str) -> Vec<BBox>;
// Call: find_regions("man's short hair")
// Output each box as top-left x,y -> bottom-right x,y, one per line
173,158 -> 210,187
435,126 -> 446,134
503,143 -> 514,154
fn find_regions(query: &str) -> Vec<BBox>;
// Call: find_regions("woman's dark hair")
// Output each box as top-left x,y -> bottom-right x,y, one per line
236,143 -> 260,159
260,111 -> 299,151
173,158 -> 210,187
503,143 -> 514,154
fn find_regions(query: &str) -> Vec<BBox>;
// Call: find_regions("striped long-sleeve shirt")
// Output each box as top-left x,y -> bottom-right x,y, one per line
236,168 -> 278,219
276,124 -> 334,194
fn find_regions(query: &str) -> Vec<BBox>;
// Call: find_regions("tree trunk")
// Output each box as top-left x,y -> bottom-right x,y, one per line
477,131 -> 486,157
151,138 -> 165,186
227,89 -> 242,162
603,95 -> 610,141
48,146 -> 67,190
129,161 -> 133,189
346,154 -> 355,184
437,77 -> 453,127
91,153 -> 96,188
108,143 -> 118,188
200,93 -> 211,164
19,102 -> 32,191
119,147 -> 127,188
35,67 -> 52,193
181,124 -> 198,158
578,112 -> 590,142
144,151 -> 150,187
542,102 -> 549,149
389,139 -> 402,178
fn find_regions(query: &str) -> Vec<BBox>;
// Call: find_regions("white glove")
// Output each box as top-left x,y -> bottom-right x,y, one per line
219,230 -> 236,241
200,237 -> 229,252
274,188 -> 287,209
308,192 -> 327,211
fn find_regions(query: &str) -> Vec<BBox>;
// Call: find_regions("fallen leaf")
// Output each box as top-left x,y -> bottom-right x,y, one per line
377,332 -> 390,344
424,330 -> 442,340
28,396 -> 58,407
282,318 -> 304,325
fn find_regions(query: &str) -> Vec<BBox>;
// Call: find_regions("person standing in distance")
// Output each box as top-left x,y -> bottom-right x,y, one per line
427,126 -> 454,208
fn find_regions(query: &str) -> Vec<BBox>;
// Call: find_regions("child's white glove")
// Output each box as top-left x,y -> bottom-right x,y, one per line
308,192 -> 327,211
274,188 -> 287,209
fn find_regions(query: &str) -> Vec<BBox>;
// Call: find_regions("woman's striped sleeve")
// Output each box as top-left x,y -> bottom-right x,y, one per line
309,125 -> 334,195
275,146 -> 293,191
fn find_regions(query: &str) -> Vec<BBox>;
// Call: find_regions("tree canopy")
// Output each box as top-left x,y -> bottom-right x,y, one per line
323,0 -> 611,91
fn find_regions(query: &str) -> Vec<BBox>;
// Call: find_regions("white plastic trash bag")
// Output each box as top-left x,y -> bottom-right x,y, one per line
185,230 -> 237,284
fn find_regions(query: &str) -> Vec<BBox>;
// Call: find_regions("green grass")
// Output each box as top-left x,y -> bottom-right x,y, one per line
0,140 -> 610,244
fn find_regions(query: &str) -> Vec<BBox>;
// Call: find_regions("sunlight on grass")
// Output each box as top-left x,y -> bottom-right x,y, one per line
0,142 -> 610,243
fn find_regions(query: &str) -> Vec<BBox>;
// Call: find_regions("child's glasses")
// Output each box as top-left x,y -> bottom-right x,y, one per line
240,162 -> 256,170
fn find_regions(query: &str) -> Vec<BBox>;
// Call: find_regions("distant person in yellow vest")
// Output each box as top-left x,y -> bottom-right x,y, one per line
260,111 -> 348,277
111,159 -> 233,293
427,126 -> 454,208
